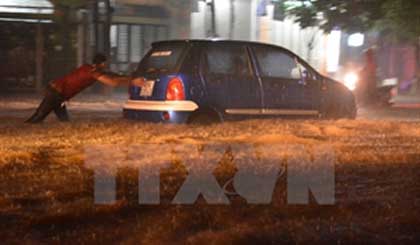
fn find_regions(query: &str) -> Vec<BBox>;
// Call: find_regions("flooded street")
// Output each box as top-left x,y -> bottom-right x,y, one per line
1,94 -> 420,243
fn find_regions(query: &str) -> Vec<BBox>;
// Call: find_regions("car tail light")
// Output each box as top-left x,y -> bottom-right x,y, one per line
166,77 -> 185,101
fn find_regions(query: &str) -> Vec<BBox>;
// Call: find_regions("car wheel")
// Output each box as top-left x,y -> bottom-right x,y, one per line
325,104 -> 340,119
326,101 -> 356,120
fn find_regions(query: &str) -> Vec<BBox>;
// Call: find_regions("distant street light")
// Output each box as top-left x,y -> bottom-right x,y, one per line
348,33 -> 365,47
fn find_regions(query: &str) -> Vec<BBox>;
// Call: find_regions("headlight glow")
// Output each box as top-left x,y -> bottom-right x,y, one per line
343,72 -> 358,91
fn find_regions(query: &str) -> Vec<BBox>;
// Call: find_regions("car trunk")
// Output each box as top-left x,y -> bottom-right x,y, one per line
129,42 -> 188,101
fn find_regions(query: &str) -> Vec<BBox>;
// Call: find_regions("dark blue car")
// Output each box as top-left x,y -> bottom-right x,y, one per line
123,40 -> 356,124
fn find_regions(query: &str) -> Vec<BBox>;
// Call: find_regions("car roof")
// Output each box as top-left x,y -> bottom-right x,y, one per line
152,39 -> 317,74
152,39 -> 291,52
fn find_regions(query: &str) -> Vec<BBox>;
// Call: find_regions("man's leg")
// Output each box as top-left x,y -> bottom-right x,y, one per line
53,103 -> 70,122
25,89 -> 62,123
25,98 -> 55,123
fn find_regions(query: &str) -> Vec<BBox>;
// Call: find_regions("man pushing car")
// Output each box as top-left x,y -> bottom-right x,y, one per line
26,54 -> 144,123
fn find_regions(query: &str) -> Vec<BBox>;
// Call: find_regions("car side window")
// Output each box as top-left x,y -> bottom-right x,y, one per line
296,61 -> 317,81
253,46 -> 299,79
203,45 -> 252,77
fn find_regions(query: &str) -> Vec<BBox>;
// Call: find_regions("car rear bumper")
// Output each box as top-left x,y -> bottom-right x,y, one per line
123,100 -> 199,123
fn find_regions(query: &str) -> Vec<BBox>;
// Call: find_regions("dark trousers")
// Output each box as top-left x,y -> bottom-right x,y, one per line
25,87 -> 69,123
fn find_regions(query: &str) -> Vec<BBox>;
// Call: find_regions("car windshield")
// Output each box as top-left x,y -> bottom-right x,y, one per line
137,43 -> 186,74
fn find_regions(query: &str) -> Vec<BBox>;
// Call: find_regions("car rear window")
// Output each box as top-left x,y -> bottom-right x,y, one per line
137,43 -> 187,74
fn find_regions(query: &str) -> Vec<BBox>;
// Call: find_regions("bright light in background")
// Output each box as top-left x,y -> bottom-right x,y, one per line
283,0 -> 312,8
0,7 -> 53,14
214,0 -> 229,11
326,30 -> 341,73
0,0 -> 53,14
343,72 -> 359,91
0,0 -> 52,8
110,25 -> 117,48
348,33 -> 365,47
0,17 -> 52,23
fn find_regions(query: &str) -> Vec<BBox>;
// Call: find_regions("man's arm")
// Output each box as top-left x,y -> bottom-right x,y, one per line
96,74 -> 128,87
95,72 -> 145,87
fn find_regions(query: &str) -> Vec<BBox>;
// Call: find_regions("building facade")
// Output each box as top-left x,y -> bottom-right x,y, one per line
79,0 -> 192,74
0,0 -> 54,91
190,0 -> 331,73
7,0 -> 402,95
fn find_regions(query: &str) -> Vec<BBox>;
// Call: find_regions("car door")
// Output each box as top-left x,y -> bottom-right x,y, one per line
251,45 -> 319,115
294,60 -> 321,111
201,43 -> 262,116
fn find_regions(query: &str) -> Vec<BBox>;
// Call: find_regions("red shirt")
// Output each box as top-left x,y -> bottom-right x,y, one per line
50,64 -> 100,100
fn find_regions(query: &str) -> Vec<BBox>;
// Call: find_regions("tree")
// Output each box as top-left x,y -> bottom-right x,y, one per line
284,0 -> 383,33
283,0 -> 420,68
283,0 -> 420,40
379,0 -> 420,42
